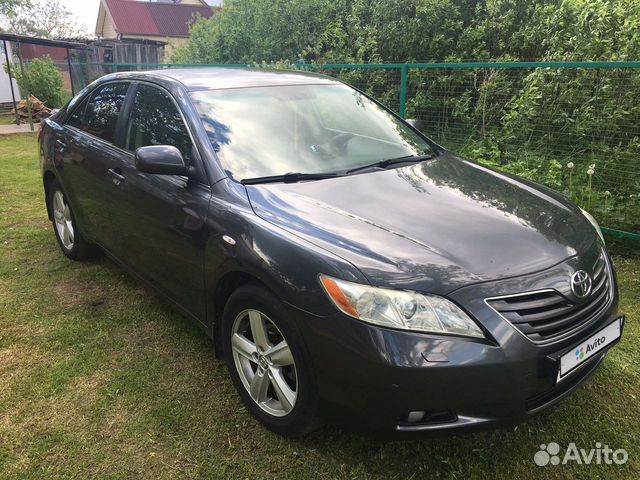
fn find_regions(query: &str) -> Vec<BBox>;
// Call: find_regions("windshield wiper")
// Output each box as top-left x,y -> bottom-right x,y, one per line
241,154 -> 433,184
346,154 -> 433,175
241,171 -> 340,185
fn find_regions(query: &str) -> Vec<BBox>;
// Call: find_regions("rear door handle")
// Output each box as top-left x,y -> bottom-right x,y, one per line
107,168 -> 126,185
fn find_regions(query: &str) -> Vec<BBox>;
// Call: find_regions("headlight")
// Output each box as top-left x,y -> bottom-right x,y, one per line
319,275 -> 485,338
580,207 -> 605,244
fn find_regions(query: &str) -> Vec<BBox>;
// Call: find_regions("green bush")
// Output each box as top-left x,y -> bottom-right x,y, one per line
8,56 -> 66,108
172,0 -> 640,234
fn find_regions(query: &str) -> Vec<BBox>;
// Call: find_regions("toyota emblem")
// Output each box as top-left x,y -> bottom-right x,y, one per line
570,270 -> 592,299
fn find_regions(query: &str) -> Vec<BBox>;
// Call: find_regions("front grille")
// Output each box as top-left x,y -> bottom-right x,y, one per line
525,353 -> 604,411
486,253 -> 611,343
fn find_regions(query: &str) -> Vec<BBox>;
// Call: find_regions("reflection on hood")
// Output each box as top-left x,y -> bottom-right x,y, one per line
245,154 -> 596,294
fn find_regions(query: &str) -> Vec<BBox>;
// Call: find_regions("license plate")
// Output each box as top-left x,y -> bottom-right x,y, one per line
558,318 -> 622,382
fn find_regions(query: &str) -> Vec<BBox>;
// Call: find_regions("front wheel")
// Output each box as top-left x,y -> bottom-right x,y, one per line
48,179 -> 98,260
222,285 -> 321,436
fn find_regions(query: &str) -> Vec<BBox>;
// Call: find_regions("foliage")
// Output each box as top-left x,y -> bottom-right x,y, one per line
173,0 -> 640,233
7,56 -> 65,108
0,0 -> 29,16
172,0 -> 555,64
0,0 -> 87,38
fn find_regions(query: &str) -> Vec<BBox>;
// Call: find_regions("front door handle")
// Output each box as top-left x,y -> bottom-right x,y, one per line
107,168 -> 126,185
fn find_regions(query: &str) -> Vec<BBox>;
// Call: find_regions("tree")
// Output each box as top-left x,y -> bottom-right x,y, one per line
0,0 -> 86,39
171,0 -> 351,64
7,56 -> 65,107
0,0 -> 30,17
0,0 -> 31,32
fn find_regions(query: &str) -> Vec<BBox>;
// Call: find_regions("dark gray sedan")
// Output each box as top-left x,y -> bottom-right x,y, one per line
39,68 -> 623,436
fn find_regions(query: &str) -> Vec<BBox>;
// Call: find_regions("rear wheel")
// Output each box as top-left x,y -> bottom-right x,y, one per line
48,179 -> 98,260
222,285 -> 321,436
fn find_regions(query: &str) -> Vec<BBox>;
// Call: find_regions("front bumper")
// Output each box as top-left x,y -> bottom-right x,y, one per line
287,256 -> 621,436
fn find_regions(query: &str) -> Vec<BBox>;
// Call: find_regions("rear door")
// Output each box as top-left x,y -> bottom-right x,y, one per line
60,81 -> 132,248
107,82 -> 211,320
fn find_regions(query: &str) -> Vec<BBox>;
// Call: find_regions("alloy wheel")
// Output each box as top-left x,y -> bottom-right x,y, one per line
53,190 -> 74,250
231,309 -> 298,417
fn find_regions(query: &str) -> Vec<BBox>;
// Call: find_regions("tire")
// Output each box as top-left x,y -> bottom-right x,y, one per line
221,285 -> 321,436
47,179 -> 99,260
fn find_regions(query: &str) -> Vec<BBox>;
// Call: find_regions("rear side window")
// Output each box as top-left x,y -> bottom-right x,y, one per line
69,82 -> 129,143
125,84 -> 192,162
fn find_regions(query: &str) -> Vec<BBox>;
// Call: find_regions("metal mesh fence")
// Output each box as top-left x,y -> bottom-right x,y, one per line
53,61 -> 640,245
401,65 -> 640,241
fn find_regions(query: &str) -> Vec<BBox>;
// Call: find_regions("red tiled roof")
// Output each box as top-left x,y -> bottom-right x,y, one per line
103,0 -> 214,37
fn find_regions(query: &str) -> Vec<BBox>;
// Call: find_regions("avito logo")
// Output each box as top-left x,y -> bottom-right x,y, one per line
534,442 -> 628,466
576,336 -> 607,362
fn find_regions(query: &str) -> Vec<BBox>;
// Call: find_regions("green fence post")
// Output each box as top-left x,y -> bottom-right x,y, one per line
399,63 -> 408,118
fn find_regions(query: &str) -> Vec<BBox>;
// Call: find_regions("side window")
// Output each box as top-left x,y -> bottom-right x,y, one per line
79,82 -> 129,143
67,97 -> 89,129
125,84 -> 192,162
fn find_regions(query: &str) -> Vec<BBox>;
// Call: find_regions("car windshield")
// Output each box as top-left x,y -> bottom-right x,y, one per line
190,84 -> 433,181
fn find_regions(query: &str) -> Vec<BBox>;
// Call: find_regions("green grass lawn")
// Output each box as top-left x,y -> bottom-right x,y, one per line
0,133 -> 638,479
0,115 -> 16,125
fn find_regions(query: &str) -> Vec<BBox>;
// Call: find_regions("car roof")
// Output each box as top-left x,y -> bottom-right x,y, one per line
125,67 -> 343,91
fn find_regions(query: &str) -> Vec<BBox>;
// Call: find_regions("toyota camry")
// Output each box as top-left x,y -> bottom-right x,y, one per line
39,68 -> 624,436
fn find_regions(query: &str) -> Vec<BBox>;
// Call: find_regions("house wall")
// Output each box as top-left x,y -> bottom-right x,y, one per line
0,42 -> 21,104
102,12 -> 118,39
97,6 -> 119,40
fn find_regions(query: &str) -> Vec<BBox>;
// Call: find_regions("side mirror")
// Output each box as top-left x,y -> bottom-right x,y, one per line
135,145 -> 188,176
405,118 -> 423,131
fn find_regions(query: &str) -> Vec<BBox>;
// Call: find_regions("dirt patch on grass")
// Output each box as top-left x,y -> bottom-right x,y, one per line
52,278 -> 113,310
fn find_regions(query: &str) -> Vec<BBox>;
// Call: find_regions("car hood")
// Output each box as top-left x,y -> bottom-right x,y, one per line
245,153 -> 597,295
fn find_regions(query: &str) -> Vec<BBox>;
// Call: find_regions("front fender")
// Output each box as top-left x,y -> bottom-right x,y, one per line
204,179 -> 367,328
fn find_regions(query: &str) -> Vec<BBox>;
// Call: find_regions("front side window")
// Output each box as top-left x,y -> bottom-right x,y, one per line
67,97 -> 89,129
74,82 -> 129,143
125,84 -> 193,162
190,84 -> 432,181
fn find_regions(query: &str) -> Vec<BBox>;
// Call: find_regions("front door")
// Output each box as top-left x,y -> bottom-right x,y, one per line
107,83 -> 211,321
